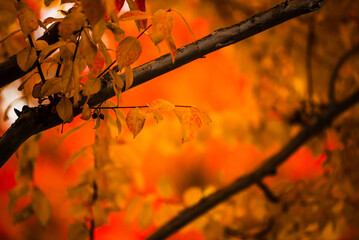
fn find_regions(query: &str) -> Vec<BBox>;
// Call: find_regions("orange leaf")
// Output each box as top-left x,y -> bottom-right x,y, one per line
126,107 -> 146,138
125,66 -> 133,90
165,34 -> 177,63
115,0 -> 125,13
81,0 -> 105,26
180,107 -> 211,143
15,0 -> 39,36
116,36 -> 142,72
79,29 -> 97,68
147,99 -> 175,112
58,9 -> 86,40
119,10 -> 151,21
135,0 -> 147,29
151,9 -> 174,45
89,52 -> 105,77
16,46 -> 37,72
82,78 -> 101,96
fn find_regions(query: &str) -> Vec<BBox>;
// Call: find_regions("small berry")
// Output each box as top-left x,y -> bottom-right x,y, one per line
92,113 -> 98,119
99,113 -> 105,120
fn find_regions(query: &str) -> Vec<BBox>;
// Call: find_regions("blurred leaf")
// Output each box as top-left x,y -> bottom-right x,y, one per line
166,34 -> 177,63
114,109 -> 123,136
148,99 -> 175,112
8,181 -> 30,211
16,47 -> 37,72
138,201 -> 152,229
157,177 -> 174,198
79,29 -> 97,68
183,186 -> 202,206
67,222 -> 89,240
31,188 -> 51,226
13,204 -> 33,224
81,104 -> 92,121
81,0 -> 105,26
126,107 -> 146,138
14,0 -> 39,36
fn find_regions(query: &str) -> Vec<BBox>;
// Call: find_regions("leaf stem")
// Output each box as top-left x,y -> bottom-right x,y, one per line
27,35 -> 46,84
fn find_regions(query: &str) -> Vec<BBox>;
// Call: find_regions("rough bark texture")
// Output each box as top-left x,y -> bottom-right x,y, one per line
0,0 -> 325,167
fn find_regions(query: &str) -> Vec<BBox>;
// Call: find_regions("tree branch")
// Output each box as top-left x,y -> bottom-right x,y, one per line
0,0 -> 324,167
146,88 -> 359,240
0,23 -> 59,88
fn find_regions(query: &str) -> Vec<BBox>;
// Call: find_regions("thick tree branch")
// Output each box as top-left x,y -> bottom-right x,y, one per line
0,0 -> 324,167
147,87 -> 359,240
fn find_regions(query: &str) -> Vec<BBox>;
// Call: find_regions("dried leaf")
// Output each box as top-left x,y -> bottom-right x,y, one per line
125,195 -> 142,223
56,97 -> 73,123
125,66 -> 133,90
79,29 -> 97,68
32,187 -> 51,226
39,40 -> 67,62
92,18 -> 106,43
116,36 -> 142,72
14,0 -> 39,36
180,107 -> 211,143
89,51 -> 105,77
82,78 -> 101,96
81,0 -> 105,26
151,9 -> 174,45
126,107 -> 146,138
67,222 -> 89,240
119,10 -> 151,21
58,9 -> 86,40
40,77 -> 63,97
17,46 -> 37,72
81,103 -> 92,120
106,22 -> 125,42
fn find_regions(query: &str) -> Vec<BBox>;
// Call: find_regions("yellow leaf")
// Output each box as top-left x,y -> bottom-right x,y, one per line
56,97 -> 73,123
92,18 -> 106,43
125,195 -> 142,224
183,187 -> 202,207
151,9 -> 174,45
114,109 -> 122,136
40,77 -> 63,97
138,201 -> 153,229
16,46 -> 37,72
106,22 -> 125,43
119,10 -> 151,21
31,187 -> 51,226
67,222 -> 89,240
157,177 -> 174,198
81,103 -> 91,120
126,107 -> 146,138
82,78 -> 101,96
109,69 -> 124,104
148,99 -> 175,112
125,66 -> 133,90
180,107 -> 211,143
81,0 -> 105,26
166,34 -> 177,63
14,0 -> 39,36
116,36 -> 142,72
79,29 -> 97,68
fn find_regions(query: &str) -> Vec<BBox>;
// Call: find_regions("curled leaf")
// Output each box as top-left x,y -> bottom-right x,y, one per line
126,107 -> 146,138
81,103 -> 91,120
151,9 -> 174,45
119,10 -> 151,21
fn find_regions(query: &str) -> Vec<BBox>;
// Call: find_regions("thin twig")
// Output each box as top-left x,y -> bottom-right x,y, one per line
328,43 -> 359,107
257,181 -> 280,203
27,35 -> 46,84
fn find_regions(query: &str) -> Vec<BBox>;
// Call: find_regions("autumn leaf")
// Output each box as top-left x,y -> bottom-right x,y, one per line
40,77 -> 63,97
14,0 -> 39,36
58,9 -> 86,40
92,202 -> 108,228
147,99 -> 175,112
151,9 -> 174,45
115,0 -> 125,13
8,181 -> 30,212
44,0 -> 56,7
81,104 -> 92,120
67,222 -> 89,240
135,0 -> 147,29
126,107 -> 146,138
138,201 -> 152,229
13,204 -> 34,224
56,97 -> 73,123
183,186 -> 202,206
16,46 -> 37,72
81,0 -> 105,26
125,66 -> 133,90
109,69 -> 124,104
82,78 -> 101,96
119,10 -> 151,22
79,29 -> 97,68
114,109 -> 122,136
106,22 -> 125,42
179,107 -> 211,143
157,177 -> 174,198
31,187 -> 51,226
116,36 -> 142,72
89,51 -> 105,78
166,34 -> 177,63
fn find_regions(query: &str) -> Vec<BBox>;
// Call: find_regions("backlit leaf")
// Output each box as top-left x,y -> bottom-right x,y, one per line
126,107 -> 146,138
115,0 -> 125,13
40,77 -> 63,97
180,107 -> 211,143
44,0 -> 56,7
138,201 -> 152,229
81,0 -> 105,26
92,18 -> 106,43
93,202 -> 108,228
151,9 -> 174,45
148,99 -> 175,112
135,0 -> 147,29
157,177 -> 174,198
16,46 -> 37,72
125,66 -> 133,90
89,51 -> 105,77
114,109 -> 122,136
119,10 -> 151,21
106,22 -> 125,42
116,36 -> 142,72
125,195 -> 142,223
31,187 -> 51,226
14,0 -> 39,36
39,40 -> 67,62
183,186 -> 202,206
166,34 -> 177,63
67,222 -> 89,240
82,78 -> 101,96
56,97 -> 73,123
58,9 -> 86,40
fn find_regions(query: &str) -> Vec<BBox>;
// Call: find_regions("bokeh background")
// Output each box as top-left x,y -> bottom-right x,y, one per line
1,0 -> 359,239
